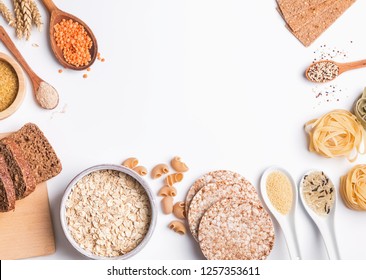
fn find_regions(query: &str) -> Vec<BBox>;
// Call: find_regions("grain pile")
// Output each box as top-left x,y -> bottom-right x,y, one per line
186,170 -> 274,260
65,170 -> 152,257
0,59 -> 18,112
302,171 -> 334,215
266,171 -> 293,215
276,0 -> 356,47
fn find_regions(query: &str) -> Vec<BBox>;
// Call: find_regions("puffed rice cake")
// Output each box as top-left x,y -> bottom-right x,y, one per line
198,197 -> 275,260
187,171 -> 259,240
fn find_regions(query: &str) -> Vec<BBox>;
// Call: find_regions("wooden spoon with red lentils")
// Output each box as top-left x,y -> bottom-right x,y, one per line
42,0 -> 98,71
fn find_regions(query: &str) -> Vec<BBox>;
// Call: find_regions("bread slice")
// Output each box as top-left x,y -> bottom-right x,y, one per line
0,137 -> 36,199
11,123 -> 62,184
0,153 -> 16,212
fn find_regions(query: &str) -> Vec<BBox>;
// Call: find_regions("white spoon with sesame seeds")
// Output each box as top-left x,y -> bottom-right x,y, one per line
260,166 -> 302,260
305,59 -> 366,83
299,170 -> 340,260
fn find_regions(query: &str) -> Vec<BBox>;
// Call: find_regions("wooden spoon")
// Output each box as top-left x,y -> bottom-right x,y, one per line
0,26 -> 59,110
42,0 -> 98,70
306,59 -> 366,83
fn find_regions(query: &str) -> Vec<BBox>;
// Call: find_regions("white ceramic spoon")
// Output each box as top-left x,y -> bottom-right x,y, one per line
260,166 -> 301,260
299,170 -> 340,260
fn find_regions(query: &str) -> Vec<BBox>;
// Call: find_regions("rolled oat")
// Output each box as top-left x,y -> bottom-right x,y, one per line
65,169 -> 151,257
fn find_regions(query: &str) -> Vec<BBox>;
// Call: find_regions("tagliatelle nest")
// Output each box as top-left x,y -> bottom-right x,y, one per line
305,109 -> 366,162
341,165 -> 366,211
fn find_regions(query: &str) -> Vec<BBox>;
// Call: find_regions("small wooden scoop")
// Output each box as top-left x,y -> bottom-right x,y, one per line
306,59 -> 366,83
42,0 -> 98,70
0,26 -> 59,110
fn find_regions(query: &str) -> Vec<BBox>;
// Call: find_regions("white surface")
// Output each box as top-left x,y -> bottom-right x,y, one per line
1,0 -> 366,260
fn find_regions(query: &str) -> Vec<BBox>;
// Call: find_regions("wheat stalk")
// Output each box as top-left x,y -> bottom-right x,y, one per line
29,0 -> 42,30
20,0 -> 32,40
12,0 -> 24,38
0,1 -> 16,28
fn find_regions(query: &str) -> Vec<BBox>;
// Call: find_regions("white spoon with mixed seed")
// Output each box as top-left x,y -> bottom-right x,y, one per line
299,170 -> 340,260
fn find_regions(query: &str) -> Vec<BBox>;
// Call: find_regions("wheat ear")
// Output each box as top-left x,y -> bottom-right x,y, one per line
0,1 -> 16,28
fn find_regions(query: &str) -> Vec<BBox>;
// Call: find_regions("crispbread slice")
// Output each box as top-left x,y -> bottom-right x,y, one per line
286,0 -> 338,32
185,170 -> 254,218
277,0 -> 328,20
291,0 -> 356,47
187,176 -> 258,241
198,197 -> 274,260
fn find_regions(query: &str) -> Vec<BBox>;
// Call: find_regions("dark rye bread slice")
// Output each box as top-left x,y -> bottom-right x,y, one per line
11,123 -> 62,184
0,137 -> 36,199
0,153 -> 16,212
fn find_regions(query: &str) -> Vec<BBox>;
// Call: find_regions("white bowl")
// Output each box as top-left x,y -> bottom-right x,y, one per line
60,164 -> 157,259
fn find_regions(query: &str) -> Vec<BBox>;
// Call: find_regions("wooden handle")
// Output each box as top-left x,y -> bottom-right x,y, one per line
0,26 -> 41,86
341,59 -> 366,72
41,0 -> 58,13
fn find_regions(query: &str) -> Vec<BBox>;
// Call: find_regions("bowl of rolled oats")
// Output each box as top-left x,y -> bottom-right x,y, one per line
60,164 -> 157,259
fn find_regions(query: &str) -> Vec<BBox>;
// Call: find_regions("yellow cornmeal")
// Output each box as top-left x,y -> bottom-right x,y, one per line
0,60 -> 18,112
266,171 -> 293,215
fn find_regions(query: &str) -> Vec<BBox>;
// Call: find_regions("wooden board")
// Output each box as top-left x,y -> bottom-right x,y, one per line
0,133 -> 55,259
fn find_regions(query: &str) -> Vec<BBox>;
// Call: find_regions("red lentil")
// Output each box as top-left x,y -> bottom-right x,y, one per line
53,19 -> 92,67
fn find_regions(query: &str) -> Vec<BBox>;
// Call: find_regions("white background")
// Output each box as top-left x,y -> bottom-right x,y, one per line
1,0 -> 366,260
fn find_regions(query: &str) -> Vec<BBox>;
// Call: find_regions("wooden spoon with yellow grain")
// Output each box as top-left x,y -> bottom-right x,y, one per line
0,26 -> 59,110
42,0 -> 98,70
305,59 -> 366,83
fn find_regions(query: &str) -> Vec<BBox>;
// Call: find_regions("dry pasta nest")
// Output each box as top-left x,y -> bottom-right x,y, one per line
341,165 -> 366,211
305,109 -> 366,162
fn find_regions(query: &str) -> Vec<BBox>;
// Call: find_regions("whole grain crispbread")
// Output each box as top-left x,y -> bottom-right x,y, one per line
0,153 -> 16,212
185,170 -> 255,218
290,0 -> 356,47
0,137 -> 36,199
10,123 -> 62,184
286,0 -> 337,32
198,197 -> 275,260
277,0 -> 328,20
187,171 -> 259,241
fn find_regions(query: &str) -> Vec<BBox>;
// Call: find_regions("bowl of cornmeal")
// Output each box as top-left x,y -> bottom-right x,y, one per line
0,52 -> 25,120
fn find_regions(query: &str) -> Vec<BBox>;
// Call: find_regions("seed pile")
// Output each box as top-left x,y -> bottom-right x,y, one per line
54,19 -> 93,67
65,170 -> 152,257
266,171 -> 293,215
0,60 -> 18,112
307,61 -> 339,83
302,171 -> 334,215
